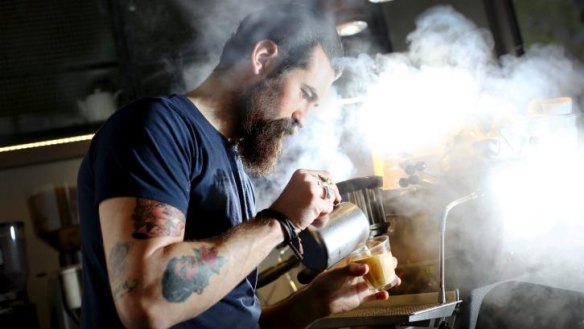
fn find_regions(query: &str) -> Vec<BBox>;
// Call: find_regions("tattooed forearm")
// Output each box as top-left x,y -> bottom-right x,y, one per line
161,246 -> 226,303
132,198 -> 185,239
109,241 -> 133,279
113,279 -> 139,300
109,241 -> 139,300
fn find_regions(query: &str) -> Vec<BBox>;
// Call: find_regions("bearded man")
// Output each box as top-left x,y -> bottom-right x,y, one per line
77,3 -> 397,329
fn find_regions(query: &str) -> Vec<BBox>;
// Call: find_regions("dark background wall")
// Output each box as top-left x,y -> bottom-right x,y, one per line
0,0 -> 120,146
2,0 -> 582,151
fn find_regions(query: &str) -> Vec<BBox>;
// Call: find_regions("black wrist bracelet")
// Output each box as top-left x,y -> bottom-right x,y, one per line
257,208 -> 297,244
256,208 -> 303,260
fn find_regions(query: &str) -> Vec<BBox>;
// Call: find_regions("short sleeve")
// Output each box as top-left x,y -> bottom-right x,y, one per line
92,98 -> 194,213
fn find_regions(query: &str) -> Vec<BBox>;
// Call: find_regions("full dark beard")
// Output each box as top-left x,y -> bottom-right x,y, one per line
238,118 -> 296,175
235,77 -> 297,176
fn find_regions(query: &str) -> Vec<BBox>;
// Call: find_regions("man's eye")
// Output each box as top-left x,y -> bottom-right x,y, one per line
302,89 -> 315,102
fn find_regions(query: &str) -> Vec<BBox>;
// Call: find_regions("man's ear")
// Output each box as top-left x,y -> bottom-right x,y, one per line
250,40 -> 279,75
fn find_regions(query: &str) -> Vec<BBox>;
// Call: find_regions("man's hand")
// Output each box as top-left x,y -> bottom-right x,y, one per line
306,263 -> 394,315
270,169 -> 341,231
259,261 -> 401,329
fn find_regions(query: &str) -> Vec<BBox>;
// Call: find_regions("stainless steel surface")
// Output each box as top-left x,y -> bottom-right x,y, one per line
337,176 -> 389,236
308,291 -> 461,329
299,202 -> 370,272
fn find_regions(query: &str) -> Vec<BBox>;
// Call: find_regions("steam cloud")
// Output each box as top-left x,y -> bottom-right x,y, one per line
256,4 -> 584,302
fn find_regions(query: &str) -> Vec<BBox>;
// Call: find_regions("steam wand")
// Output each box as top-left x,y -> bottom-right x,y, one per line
438,191 -> 480,304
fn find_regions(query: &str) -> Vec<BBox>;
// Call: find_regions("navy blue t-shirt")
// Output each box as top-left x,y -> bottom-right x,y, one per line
77,95 -> 261,328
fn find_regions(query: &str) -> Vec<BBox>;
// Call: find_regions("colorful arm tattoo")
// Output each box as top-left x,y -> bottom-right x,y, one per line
161,246 -> 226,303
132,199 -> 186,239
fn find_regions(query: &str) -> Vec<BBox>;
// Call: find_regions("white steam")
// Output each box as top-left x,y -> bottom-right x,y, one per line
257,5 -> 584,290
345,6 -> 584,159
346,7 -> 584,283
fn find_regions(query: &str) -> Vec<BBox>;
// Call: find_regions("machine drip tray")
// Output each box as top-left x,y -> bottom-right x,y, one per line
308,291 -> 460,329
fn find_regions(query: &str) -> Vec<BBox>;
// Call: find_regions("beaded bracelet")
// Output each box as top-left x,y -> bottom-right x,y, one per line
256,208 -> 303,260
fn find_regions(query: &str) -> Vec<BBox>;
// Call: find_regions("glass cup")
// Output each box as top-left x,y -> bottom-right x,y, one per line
350,235 -> 399,290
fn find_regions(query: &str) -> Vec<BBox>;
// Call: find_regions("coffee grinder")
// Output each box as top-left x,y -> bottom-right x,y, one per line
28,184 -> 82,329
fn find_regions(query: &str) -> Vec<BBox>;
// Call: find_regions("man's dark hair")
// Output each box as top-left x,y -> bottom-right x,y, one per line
215,3 -> 343,75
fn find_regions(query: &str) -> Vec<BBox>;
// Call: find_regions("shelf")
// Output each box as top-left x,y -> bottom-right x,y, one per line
0,138 -> 91,170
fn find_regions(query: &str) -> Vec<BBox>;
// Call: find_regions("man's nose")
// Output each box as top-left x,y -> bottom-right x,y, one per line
291,104 -> 312,128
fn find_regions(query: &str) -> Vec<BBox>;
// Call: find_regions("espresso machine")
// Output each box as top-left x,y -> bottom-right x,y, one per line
257,175 -> 464,328
306,176 -> 465,329
27,184 -> 82,329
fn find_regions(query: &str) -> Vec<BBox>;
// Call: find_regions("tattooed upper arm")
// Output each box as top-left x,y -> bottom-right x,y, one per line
131,198 -> 186,239
99,196 -> 192,322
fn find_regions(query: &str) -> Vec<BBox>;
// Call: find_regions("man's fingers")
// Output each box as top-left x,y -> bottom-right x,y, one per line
310,170 -> 340,204
316,199 -> 335,218
346,262 -> 368,276
394,276 -> 402,287
324,263 -> 367,280
362,290 -> 389,303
